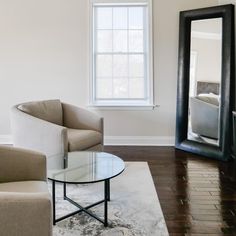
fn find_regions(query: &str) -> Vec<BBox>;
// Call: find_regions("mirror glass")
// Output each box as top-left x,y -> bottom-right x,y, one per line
187,18 -> 222,146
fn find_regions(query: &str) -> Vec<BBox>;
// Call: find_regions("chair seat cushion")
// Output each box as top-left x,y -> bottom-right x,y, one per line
67,128 -> 102,151
18,99 -> 63,126
0,181 -> 48,193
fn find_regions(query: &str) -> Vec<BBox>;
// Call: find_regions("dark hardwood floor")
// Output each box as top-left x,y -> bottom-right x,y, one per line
104,146 -> 236,236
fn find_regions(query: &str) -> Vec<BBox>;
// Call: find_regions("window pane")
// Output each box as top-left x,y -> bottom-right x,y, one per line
97,30 -> 112,52
129,7 -> 143,29
93,4 -> 150,104
129,55 -> 144,77
113,79 -> 129,98
113,7 -> 128,29
113,30 -> 128,52
113,55 -> 128,77
96,79 -> 112,98
129,78 -> 145,98
96,7 -> 112,29
129,30 -> 143,52
96,55 -> 112,77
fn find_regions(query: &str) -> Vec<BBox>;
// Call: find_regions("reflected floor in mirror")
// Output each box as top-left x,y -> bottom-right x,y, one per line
188,130 -> 219,146
188,132 -> 218,145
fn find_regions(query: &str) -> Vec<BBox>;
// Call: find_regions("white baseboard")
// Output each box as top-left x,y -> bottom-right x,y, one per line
0,135 -> 175,146
104,136 -> 175,146
0,135 -> 13,144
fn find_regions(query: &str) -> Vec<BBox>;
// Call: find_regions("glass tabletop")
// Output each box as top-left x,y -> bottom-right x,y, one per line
47,151 -> 125,184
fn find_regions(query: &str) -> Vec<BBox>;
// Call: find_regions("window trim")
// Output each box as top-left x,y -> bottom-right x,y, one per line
89,0 -> 153,107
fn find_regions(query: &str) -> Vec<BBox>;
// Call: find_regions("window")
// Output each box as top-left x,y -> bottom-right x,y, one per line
90,0 -> 153,107
189,51 -> 197,97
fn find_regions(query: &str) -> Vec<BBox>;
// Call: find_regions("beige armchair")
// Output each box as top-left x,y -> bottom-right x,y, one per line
11,99 -> 104,158
0,145 -> 52,236
190,96 -> 219,139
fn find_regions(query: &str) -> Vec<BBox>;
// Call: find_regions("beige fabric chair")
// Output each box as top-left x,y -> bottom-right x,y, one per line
11,99 -> 104,158
190,96 -> 219,139
0,145 -> 52,236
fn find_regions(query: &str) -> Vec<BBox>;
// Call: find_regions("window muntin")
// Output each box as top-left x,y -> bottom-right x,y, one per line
91,2 -> 152,106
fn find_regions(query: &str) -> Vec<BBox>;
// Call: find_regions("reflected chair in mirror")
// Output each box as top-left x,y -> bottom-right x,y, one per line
190,95 -> 219,139
11,99 -> 104,158
0,145 -> 52,236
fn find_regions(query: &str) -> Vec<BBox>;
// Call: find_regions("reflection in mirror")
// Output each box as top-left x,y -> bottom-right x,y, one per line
176,4 -> 234,161
187,18 -> 222,146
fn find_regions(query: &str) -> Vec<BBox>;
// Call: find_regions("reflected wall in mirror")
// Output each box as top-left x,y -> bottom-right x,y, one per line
175,4 -> 235,161
188,18 -> 222,146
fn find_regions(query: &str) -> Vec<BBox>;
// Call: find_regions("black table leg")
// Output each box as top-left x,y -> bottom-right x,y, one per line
106,179 -> 110,201
104,180 -> 109,227
63,183 -> 67,199
52,179 -> 111,226
52,180 -> 56,225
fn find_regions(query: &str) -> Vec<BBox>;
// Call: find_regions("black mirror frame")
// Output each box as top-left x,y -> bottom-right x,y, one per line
175,4 -> 235,161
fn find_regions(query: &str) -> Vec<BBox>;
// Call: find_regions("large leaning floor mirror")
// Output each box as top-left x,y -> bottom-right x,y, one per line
175,4 -> 235,161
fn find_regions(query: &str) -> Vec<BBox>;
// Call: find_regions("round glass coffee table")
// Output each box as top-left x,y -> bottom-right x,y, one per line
47,151 -> 125,227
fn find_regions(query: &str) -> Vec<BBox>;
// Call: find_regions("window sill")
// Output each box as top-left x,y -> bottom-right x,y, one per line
87,104 -> 160,111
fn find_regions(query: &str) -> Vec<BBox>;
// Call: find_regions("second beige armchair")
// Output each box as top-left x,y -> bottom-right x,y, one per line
0,145 -> 52,236
11,99 -> 104,158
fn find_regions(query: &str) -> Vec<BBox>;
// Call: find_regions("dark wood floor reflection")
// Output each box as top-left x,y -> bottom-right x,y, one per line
104,146 -> 236,236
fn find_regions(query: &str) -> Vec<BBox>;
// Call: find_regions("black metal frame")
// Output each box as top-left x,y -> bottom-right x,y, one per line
175,4 -> 235,161
52,179 -> 110,227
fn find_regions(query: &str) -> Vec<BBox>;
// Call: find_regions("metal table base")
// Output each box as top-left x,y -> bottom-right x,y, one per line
52,179 -> 110,227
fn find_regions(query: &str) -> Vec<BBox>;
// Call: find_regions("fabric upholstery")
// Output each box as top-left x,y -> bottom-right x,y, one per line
0,146 -> 52,236
18,99 -> 63,126
62,102 -> 103,133
190,96 -> 219,139
0,145 -> 47,183
87,144 -> 103,151
11,100 -> 104,158
11,105 -> 68,158
0,192 -> 52,236
67,129 -> 102,151
0,181 -> 48,193
196,95 -> 219,106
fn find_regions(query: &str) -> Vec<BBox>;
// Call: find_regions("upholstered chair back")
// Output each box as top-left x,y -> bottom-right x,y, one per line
18,99 -> 63,126
11,99 -> 104,157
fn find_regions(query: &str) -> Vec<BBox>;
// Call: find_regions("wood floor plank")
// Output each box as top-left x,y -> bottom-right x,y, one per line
104,146 -> 236,235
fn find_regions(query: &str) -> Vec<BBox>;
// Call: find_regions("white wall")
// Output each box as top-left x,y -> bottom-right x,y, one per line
191,37 -> 222,83
0,0 -> 219,145
218,0 -> 236,4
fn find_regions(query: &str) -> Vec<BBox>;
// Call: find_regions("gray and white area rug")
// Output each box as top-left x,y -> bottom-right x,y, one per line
51,162 -> 169,236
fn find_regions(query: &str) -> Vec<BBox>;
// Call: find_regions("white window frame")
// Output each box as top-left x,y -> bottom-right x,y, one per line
89,0 -> 153,108
189,51 -> 197,97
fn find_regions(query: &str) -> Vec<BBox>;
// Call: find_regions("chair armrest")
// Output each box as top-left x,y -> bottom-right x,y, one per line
0,146 -> 47,182
0,192 -> 52,236
62,103 -> 104,133
11,106 -> 68,157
